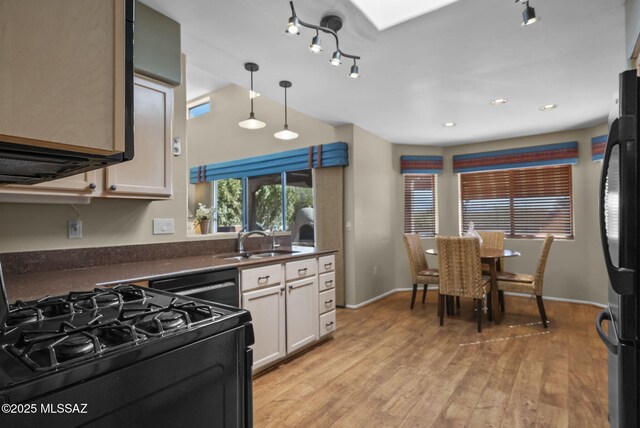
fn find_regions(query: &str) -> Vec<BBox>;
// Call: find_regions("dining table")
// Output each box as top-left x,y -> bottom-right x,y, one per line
425,247 -> 521,324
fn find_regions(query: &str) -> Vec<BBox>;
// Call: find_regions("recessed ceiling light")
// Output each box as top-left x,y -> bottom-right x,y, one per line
540,104 -> 558,111
443,122 -> 456,127
490,98 -> 508,105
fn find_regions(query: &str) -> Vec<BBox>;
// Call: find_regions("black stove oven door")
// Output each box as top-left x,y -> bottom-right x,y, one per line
3,325 -> 253,427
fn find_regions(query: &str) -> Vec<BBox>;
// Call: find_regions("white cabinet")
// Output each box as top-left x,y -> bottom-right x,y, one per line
242,284 -> 286,370
103,76 -> 173,198
240,253 -> 335,372
285,276 -> 318,354
317,254 -> 336,338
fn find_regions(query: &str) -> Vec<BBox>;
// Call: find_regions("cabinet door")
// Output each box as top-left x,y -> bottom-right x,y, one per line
104,76 -> 173,198
286,276 -> 319,354
242,285 -> 286,371
0,0 -> 126,155
0,170 -> 98,200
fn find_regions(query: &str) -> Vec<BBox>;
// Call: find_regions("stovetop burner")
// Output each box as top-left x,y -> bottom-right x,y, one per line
55,333 -> 96,361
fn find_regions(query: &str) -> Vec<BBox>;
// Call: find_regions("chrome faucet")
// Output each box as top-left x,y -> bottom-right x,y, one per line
237,230 -> 269,253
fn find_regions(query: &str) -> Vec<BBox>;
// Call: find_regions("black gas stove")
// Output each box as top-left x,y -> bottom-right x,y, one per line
0,266 -> 254,427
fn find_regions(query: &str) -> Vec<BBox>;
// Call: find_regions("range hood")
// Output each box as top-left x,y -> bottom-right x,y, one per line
0,141 -> 132,185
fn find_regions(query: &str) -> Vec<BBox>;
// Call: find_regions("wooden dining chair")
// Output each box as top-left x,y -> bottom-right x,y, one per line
496,235 -> 554,328
402,234 -> 439,309
436,236 -> 491,332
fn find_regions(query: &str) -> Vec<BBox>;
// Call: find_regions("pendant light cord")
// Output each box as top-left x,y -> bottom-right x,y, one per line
250,71 -> 255,114
284,86 -> 288,126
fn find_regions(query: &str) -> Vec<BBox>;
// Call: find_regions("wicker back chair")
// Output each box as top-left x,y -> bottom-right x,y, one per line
496,235 -> 554,328
477,231 -> 505,250
402,234 -> 439,309
436,236 -> 491,332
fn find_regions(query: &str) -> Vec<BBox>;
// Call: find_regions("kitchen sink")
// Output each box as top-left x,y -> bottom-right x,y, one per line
218,249 -> 300,261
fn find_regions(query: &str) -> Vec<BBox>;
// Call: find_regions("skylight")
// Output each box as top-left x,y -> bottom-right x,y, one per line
349,0 -> 460,31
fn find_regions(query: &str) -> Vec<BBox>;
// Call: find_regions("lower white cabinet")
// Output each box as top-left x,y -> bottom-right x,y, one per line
285,276 -> 319,354
242,284 -> 286,370
240,254 -> 335,372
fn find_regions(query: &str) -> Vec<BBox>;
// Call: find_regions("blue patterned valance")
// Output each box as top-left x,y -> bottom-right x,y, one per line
591,135 -> 607,161
453,141 -> 578,173
190,142 -> 349,184
400,155 -> 443,174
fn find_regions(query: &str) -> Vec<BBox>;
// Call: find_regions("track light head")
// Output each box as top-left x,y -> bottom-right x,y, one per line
349,63 -> 359,79
330,51 -> 342,67
309,33 -> 322,53
522,2 -> 540,26
287,16 -> 300,34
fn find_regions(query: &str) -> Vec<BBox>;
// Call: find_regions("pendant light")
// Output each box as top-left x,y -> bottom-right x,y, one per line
274,80 -> 299,140
238,63 -> 266,130
521,1 -> 540,26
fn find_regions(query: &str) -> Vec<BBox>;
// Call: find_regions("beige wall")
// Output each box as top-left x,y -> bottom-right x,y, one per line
0,58 -> 189,253
393,124 -> 610,305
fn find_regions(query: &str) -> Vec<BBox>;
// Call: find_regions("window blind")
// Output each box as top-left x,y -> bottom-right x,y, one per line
404,175 -> 437,237
459,165 -> 573,239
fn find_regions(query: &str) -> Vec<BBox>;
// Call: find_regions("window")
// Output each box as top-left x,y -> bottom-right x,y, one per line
459,164 -> 573,239
210,170 -> 315,246
213,178 -> 242,232
188,98 -> 211,119
404,174 -> 437,237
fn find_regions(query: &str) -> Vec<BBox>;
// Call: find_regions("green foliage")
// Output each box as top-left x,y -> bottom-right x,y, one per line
254,184 -> 283,229
216,179 -> 242,227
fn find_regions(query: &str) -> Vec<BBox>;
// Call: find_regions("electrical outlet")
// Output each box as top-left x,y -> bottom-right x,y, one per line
68,219 -> 82,239
153,218 -> 175,235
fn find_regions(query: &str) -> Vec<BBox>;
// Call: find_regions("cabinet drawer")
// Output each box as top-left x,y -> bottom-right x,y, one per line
318,288 -> 336,314
318,255 -> 335,274
318,271 -> 335,292
241,264 -> 282,292
319,310 -> 336,337
285,258 -> 317,281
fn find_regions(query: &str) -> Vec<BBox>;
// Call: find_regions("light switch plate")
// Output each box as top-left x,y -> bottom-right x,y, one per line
153,218 -> 175,235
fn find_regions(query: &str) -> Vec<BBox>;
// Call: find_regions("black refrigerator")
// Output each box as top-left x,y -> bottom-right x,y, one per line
597,69 -> 640,428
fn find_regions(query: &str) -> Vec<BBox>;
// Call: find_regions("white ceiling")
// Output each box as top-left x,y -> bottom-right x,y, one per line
142,0 -> 626,146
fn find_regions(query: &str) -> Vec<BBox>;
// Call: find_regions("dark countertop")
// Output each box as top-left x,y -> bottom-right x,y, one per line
4,246 -> 335,303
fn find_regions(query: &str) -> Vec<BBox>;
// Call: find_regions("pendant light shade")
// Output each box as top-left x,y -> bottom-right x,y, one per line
274,80 -> 298,140
238,63 -> 266,130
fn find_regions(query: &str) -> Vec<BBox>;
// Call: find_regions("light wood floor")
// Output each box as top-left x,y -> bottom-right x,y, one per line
253,291 -> 608,428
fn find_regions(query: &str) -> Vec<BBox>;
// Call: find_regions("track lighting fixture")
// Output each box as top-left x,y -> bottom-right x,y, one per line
274,81 -> 299,141
330,51 -> 342,67
286,1 -> 362,79
349,60 -> 359,79
238,63 -> 266,130
309,30 -> 322,53
517,0 -> 540,26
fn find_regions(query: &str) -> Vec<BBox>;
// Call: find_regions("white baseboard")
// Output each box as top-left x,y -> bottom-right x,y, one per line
345,287 -> 606,309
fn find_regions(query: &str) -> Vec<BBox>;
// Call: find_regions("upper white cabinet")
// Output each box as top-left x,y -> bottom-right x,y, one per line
103,76 -> 173,198
0,0 -> 128,155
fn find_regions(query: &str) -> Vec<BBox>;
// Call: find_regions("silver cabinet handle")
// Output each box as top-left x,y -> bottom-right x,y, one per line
325,299 -> 333,306
324,280 -> 334,287
324,263 -> 333,270
109,185 -> 117,191
258,275 -> 270,284
326,321 -> 334,329
280,286 -> 285,295
298,267 -> 308,275
288,284 -> 294,292
88,183 -> 96,190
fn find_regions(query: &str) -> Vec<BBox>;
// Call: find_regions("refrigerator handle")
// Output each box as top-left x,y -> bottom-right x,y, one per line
599,118 -> 636,295
595,309 -> 618,355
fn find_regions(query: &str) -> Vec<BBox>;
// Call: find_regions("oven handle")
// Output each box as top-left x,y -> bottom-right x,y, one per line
174,281 -> 236,297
